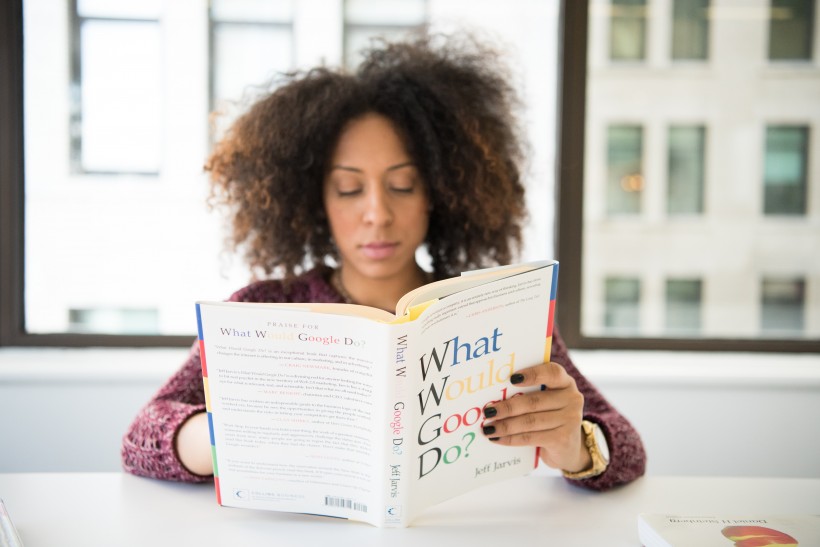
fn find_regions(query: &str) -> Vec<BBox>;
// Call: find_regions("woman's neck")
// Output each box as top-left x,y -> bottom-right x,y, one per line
333,265 -> 429,313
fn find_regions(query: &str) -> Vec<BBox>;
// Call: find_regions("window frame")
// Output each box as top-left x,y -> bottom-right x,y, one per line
555,1 -> 819,352
2,0 -> 818,352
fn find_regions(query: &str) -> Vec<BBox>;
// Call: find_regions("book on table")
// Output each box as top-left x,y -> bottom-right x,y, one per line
196,260 -> 558,527
638,513 -> 820,547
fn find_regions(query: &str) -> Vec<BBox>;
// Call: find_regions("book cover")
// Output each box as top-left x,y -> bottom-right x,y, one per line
638,514 -> 820,547
196,260 -> 557,527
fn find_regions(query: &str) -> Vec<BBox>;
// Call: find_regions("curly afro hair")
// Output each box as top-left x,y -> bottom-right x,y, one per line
206,33 -> 528,281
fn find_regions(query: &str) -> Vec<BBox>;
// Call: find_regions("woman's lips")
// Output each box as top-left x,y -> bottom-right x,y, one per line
360,242 -> 399,260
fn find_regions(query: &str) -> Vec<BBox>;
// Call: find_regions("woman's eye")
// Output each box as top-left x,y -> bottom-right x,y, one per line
390,185 -> 414,193
337,188 -> 362,197
388,177 -> 418,193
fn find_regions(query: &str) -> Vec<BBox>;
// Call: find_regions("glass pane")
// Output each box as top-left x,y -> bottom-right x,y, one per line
24,0 -> 248,336
212,24 -> 293,138
69,308 -> 160,334
764,126 -> 807,215
23,0 -> 561,337
604,278 -> 640,335
761,278 -> 805,335
671,0 -> 709,60
79,20 -> 161,173
610,0 -> 647,60
346,0 -> 426,25
665,279 -> 702,334
769,0 -> 815,60
211,0 -> 293,23
607,125 -> 643,215
583,0 -> 820,341
668,126 -> 705,215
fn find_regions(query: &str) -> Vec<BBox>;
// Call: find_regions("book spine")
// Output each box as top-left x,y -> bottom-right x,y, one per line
195,303 -> 221,505
383,325 -> 412,527
535,262 -> 559,467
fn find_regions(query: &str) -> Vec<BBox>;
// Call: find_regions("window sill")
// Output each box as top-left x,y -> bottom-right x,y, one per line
0,346 -> 818,387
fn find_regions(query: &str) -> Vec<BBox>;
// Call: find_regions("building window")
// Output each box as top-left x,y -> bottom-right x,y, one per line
604,277 -> 641,334
769,0 -> 815,60
70,0 -> 162,174
671,0 -> 709,60
209,0 -> 294,140
668,125 -> 705,215
5,0 -> 560,346
761,278 -> 805,335
69,308 -> 160,335
564,2 -> 820,350
607,125 -> 643,215
343,0 -> 427,69
665,279 -> 702,334
764,126 -> 808,215
610,0 -> 647,61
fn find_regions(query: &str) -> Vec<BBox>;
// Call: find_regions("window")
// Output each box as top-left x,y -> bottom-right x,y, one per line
668,126 -> 705,215
761,278 -> 805,335
764,126 -> 808,216
671,0 -> 709,60
70,0 -> 162,174
665,279 -> 702,335
769,0 -> 815,60
209,0 -> 294,140
606,125 -> 643,215
604,277 -> 641,335
558,2 -> 820,351
609,0 -> 647,61
2,0 -> 560,347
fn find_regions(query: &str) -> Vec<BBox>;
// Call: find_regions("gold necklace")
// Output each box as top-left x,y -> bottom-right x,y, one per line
331,268 -> 434,305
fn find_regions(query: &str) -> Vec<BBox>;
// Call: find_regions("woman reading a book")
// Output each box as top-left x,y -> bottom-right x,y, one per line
122,34 -> 646,492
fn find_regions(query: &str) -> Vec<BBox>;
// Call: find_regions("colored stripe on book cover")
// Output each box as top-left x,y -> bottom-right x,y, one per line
199,340 -> 208,378
214,476 -> 222,505
203,377 -> 212,411
550,263 -> 559,300
196,304 -> 208,377
211,445 -> 219,478
207,412 -> 216,446
543,336 -> 553,364
546,299 -> 555,338
195,303 -> 204,341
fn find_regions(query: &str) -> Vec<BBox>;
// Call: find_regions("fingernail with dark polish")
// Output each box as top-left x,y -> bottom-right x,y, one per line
489,437 -> 500,441
483,406 -> 497,418
510,373 -> 524,385
483,425 -> 496,435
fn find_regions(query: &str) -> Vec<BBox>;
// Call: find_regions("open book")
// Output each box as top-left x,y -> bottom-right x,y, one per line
196,260 -> 558,527
638,513 -> 820,547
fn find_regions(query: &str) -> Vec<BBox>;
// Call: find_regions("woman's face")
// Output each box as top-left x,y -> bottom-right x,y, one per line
323,113 -> 430,282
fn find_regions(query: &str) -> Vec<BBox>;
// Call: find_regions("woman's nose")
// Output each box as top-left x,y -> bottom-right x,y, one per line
362,187 -> 394,226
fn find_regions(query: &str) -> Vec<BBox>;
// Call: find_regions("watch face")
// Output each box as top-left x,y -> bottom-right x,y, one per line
592,424 -> 610,463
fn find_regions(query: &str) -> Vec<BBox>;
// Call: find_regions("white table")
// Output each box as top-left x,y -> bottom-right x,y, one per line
0,473 -> 818,546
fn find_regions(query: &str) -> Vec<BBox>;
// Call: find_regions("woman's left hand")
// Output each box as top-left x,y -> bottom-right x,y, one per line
481,361 -> 592,473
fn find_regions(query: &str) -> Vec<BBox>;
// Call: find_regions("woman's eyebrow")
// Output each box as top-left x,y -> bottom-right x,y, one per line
330,161 -> 416,173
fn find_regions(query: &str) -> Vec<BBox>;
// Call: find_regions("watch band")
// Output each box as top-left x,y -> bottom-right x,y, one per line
562,420 -> 609,480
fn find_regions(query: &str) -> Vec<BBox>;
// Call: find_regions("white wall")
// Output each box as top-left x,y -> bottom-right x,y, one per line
1,349 -> 818,477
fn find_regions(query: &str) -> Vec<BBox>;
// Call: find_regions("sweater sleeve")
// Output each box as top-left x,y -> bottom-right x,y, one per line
121,341 -> 211,483
550,327 -> 647,491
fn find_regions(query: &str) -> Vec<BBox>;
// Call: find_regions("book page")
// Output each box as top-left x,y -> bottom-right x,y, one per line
197,302 -> 394,526
395,260 -> 555,315
403,264 -> 556,521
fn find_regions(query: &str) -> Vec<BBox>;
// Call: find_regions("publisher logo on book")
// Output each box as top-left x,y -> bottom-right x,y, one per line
385,505 -> 402,519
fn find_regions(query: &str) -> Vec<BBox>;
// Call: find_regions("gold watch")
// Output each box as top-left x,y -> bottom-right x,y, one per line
562,420 -> 610,480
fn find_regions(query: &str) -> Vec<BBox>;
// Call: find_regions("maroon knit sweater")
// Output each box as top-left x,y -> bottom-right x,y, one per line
121,267 -> 646,491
